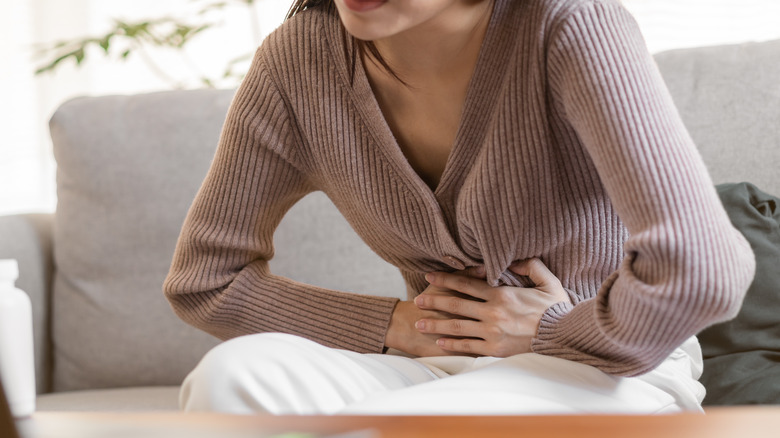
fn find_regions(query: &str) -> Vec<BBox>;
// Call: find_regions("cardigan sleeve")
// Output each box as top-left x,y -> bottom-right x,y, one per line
163,49 -> 398,353
533,0 -> 756,376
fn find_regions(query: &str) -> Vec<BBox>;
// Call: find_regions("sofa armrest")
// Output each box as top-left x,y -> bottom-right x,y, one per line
0,213 -> 54,394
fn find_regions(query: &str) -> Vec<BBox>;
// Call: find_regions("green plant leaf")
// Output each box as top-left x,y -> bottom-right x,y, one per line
99,34 -> 112,52
35,47 -> 84,74
74,48 -> 85,64
33,0 -> 254,88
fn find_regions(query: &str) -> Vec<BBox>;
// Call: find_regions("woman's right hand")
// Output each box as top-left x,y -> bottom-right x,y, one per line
384,299 -> 456,357
384,267 -> 486,357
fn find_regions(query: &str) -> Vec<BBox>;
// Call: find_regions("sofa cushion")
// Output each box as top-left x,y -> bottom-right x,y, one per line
36,386 -> 180,411
49,90 -> 230,391
697,183 -> 780,405
654,39 -> 780,195
49,89 -> 406,392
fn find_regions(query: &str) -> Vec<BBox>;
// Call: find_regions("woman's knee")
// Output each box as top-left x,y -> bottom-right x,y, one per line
180,333 -> 313,413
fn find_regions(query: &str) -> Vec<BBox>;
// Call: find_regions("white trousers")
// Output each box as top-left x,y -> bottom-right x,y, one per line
180,333 -> 705,415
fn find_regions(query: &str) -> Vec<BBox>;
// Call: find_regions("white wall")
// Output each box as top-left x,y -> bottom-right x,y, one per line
1,0 -> 290,215
1,0 -> 779,215
623,0 -> 780,53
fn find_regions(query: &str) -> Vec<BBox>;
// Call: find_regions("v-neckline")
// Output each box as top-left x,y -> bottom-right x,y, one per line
327,0 -> 518,205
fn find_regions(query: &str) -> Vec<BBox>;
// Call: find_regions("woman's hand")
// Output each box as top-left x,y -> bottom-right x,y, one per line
384,267 -> 486,357
414,258 -> 571,357
384,300 -> 455,357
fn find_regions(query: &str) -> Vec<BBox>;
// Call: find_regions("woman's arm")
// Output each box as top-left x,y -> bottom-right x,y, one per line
533,0 -> 755,376
163,49 -> 398,353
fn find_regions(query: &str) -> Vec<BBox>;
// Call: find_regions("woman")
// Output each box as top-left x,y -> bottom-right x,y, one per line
164,0 -> 755,414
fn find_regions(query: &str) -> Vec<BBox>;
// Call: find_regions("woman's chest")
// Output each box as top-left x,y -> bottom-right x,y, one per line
309,115 -> 619,279
368,79 -> 469,192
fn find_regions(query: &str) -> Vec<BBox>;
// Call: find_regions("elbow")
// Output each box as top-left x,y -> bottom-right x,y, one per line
615,229 -> 756,376
163,274 -> 236,341
691,227 -> 756,326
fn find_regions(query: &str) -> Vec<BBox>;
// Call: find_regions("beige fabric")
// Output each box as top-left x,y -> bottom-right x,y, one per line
36,387 -> 179,412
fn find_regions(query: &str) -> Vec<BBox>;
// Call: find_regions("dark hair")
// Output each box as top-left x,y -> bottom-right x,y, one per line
286,0 -> 405,84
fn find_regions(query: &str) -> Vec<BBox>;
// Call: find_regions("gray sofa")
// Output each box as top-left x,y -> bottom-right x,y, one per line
1,38 -> 779,411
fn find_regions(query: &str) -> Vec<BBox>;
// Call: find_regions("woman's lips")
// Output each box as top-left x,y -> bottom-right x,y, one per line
342,0 -> 387,13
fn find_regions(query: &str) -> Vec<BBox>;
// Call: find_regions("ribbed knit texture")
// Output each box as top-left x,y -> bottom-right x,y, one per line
164,0 -> 755,375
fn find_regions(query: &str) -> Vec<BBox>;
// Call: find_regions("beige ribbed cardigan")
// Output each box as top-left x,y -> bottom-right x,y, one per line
164,0 -> 755,376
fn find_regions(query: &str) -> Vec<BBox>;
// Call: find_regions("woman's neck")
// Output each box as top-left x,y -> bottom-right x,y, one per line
369,1 -> 493,84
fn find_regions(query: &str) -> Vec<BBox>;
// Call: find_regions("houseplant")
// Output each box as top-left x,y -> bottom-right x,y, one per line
34,0 -> 263,89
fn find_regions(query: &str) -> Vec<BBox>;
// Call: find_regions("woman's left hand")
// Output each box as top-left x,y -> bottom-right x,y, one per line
414,258 -> 572,357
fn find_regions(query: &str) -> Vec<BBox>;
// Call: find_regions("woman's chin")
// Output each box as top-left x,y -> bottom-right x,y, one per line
334,0 -> 396,40
337,17 -> 393,42
342,26 -> 387,42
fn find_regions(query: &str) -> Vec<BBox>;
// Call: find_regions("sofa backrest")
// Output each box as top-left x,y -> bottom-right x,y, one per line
47,37 -> 780,392
50,90 -> 227,391
49,89 -> 407,392
654,38 -> 780,196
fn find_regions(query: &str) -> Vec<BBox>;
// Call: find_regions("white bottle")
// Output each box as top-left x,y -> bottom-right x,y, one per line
0,259 -> 36,417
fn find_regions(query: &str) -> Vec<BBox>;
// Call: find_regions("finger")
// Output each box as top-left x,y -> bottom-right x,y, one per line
459,265 -> 486,280
415,318 -> 482,338
414,293 -> 484,319
425,271 -> 490,300
508,258 -> 559,288
436,337 -> 490,357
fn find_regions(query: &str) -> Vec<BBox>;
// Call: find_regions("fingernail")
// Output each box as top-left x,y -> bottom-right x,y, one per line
414,295 -> 424,306
436,339 -> 445,347
425,273 -> 435,283
475,265 -> 485,275
415,320 -> 425,330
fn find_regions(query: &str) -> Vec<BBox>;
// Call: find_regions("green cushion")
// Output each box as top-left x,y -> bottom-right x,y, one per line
698,182 -> 780,405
